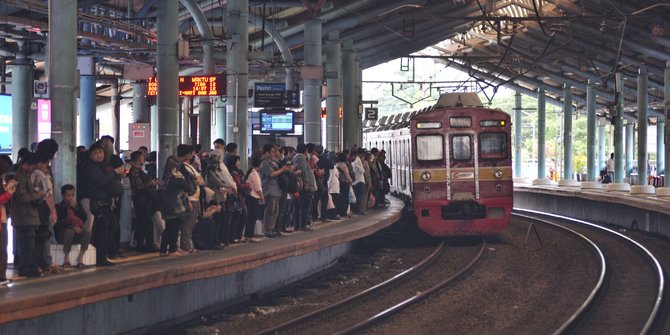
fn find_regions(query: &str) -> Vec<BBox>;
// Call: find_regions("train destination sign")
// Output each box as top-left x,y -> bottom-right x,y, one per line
254,82 -> 300,108
147,75 -> 226,97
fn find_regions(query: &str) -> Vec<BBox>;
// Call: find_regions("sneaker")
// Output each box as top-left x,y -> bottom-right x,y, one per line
301,226 -> 314,232
249,237 -> 262,243
0,278 -> 10,286
265,232 -> 278,238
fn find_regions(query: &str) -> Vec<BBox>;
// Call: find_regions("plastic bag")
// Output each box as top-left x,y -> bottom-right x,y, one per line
348,186 -> 357,204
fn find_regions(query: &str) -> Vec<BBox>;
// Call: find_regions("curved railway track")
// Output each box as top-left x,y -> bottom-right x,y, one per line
513,209 -> 665,335
256,240 -> 486,335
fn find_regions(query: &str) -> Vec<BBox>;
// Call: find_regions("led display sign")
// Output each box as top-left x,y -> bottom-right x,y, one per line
254,82 -> 300,108
147,75 -> 226,97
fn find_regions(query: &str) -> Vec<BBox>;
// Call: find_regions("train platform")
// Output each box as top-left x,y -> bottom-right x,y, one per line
514,181 -> 670,238
0,197 -> 403,335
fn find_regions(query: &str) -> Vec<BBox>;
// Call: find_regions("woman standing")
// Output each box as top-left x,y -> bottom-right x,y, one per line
244,156 -> 263,242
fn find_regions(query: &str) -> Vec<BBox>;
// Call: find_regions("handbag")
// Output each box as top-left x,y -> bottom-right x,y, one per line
327,193 -> 335,209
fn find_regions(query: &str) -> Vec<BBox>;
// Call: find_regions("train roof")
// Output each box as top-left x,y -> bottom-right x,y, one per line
363,93 -> 500,133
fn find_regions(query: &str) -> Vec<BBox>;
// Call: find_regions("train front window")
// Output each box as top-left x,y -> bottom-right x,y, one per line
451,135 -> 471,161
479,132 -> 507,159
416,135 -> 444,161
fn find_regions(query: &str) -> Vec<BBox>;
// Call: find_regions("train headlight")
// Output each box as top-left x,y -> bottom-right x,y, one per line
494,169 -> 504,179
421,171 -> 432,181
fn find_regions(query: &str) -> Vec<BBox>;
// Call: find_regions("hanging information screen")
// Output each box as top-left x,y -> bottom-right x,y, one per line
147,75 -> 226,96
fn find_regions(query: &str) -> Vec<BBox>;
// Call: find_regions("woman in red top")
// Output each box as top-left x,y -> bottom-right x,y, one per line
0,175 -> 17,283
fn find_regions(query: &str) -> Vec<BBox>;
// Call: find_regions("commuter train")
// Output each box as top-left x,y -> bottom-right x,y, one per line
363,93 -> 512,236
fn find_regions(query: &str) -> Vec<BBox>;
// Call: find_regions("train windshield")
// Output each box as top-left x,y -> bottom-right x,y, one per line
416,135 -> 444,161
479,132 -> 508,159
451,135 -> 471,161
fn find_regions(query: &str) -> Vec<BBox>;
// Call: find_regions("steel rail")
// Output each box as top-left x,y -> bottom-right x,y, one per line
514,208 -> 665,335
334,240 -> 487,335
255,241 -> 447,335
512,211 -> 607,335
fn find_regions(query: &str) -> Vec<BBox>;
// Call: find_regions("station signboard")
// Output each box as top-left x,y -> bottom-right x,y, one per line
147,75 -> 226,97
254,82 -> 300,108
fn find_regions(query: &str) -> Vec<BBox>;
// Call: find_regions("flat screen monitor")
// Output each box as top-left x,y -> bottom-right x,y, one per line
260,111 -> 295,134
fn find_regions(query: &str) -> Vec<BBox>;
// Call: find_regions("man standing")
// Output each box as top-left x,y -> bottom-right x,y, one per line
605,152 -> 614,183
351,148 -> 367,215
293,144 -> 317,230
11,152 -> 45,276
260,144 -> 290,236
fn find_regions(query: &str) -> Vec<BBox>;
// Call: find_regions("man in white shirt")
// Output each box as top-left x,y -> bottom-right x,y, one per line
351,148 -> 367,215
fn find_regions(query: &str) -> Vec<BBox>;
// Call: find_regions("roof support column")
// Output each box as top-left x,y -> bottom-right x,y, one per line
354,54 -> 362,146
625,123 -> 634,178
150,104 -> 158,166
156,0 -> 180,178
632,68 -> 653,193
514,92 -> 522,178
665,60 -> 670,188
132,81 -> 149,123
78,56 -> 96,148
226,0 -> 249,166
79,74 -> 96,148
48,0 -> 78,191
181,97 -> 191,144
586,80 -> 597,183
303,19 -> 323,145
533,88 -> 547,184
325,30 -> 341,151
111,80 -> 121,153
598,120 -> 606,173
342,39 -> 356,150
559,84 -> 577,186
11,50 -> 33,161
215,97 -> 225,144
657,117 -> 664,176
608,73 -> 629,191
179,0 -> 215,149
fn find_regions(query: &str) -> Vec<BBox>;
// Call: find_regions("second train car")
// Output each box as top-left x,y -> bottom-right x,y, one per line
363,93 -> 513,236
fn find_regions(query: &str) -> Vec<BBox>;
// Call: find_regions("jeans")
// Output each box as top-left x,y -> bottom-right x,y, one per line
180,201 -> 200,251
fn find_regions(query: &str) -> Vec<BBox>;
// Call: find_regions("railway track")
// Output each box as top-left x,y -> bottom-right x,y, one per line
255,240 -> 486,335
513,209 -> 665,335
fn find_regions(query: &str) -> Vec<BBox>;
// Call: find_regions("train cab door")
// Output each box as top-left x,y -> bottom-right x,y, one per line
446,131 -> 479,202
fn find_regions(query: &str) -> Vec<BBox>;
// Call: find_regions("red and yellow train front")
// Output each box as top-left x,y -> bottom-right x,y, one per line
410,109 -> 513,236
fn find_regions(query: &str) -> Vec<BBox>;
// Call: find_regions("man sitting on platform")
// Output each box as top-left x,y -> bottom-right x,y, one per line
55,184 -> 91,268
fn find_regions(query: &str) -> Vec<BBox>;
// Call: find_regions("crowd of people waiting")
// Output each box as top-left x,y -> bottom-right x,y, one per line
0,136 -> 391,285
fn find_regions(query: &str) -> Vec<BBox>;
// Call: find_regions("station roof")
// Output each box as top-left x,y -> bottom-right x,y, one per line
0,0 -> 668,118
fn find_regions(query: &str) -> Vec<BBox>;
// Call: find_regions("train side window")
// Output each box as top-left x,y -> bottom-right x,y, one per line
451,135 -> 471,161
479,132 -> 508,159
416,134 -> 444,161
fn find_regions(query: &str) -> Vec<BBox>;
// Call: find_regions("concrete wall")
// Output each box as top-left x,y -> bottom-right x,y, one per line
1,242 -> 351,335
514,191 -> 670,238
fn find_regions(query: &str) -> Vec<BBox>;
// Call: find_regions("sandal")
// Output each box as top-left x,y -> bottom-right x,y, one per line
76,263 -> 87,268
63,262 -> 72,268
